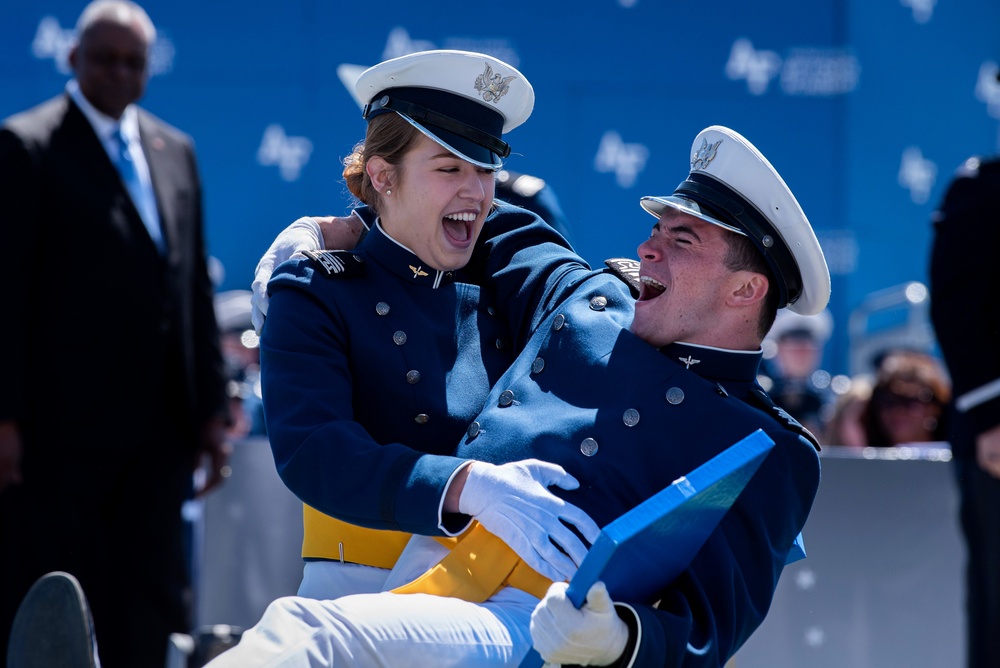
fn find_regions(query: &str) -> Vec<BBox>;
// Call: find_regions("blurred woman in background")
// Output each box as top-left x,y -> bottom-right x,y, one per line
861,350 -> 951,447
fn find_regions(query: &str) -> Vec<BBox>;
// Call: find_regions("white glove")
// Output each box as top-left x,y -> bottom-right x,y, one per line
458,459 -> 601,583
531,581 -> 629,666
250,216 -> 324,334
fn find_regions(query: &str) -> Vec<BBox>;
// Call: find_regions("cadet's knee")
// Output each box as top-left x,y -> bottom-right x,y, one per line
261,595 -> 348,634
265,595 -> 314,619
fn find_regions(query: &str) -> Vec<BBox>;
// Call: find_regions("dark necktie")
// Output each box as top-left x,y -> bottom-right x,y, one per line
113,126 -> 166,253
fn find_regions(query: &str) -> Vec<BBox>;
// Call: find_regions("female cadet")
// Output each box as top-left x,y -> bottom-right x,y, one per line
259,50 -> 599,600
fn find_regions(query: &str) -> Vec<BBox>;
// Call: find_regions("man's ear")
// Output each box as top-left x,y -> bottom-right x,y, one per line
366,156 -> 393,193
730,272 -> 769,307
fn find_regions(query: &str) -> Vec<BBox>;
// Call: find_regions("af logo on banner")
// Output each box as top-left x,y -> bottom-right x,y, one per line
257,125 -> 313,182
898,147 -> 937,205
594,131 -> 649,189
975,61 -> 1000,119
726,38 -> 859,97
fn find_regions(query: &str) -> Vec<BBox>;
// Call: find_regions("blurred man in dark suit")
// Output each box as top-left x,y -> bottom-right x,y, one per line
930,151 -> 1000,668
0,2 -> 230,666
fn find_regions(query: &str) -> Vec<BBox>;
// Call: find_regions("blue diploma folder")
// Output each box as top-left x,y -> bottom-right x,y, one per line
566,428 -> 776,606
519,428 -> 776,668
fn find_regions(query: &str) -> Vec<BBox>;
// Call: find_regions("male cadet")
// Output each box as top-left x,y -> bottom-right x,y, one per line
207,124 -> 829,667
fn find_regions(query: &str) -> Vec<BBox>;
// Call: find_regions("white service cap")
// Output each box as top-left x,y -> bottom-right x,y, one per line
355,50 -> 534,170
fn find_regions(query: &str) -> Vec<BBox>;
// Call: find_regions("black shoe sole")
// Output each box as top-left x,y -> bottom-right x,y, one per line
6,571 -> 97,668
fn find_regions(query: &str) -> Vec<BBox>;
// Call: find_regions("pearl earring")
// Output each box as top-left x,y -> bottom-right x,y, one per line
385,189 -> 392,196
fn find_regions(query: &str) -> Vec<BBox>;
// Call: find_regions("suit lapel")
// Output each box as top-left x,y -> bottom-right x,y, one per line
63,99 -> 156,251
137,112 -> 176,261
63,98 -> 124,194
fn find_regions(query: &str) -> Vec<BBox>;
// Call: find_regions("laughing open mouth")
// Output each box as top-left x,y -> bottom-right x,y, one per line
638,275 -> 666,301
443,212 -> 476,243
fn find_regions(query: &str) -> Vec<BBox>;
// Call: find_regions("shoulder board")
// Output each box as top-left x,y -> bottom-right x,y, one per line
604,257 -> 640,297
748,386 -> 821,451
302,250 -> 365,278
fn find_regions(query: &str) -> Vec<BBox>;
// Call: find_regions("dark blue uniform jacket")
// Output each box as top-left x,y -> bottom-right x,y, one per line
461,224 -> 821,667
261,205 -> 571,534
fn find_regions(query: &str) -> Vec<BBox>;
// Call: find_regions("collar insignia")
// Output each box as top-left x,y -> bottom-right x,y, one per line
409,265 -> 429,279
679,355 -> 701,369
474,63 -> 515,104
691,138 -> 722,171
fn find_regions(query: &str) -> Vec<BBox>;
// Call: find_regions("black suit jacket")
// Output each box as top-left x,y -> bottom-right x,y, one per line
0,93 -> 226,451
929,156 -> 1000,458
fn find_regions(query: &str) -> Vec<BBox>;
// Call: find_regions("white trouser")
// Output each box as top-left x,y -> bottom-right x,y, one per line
209,537 -> 538,666
296,533 -> 451,599
297,561 -> 389,600
206,588 -> 537,667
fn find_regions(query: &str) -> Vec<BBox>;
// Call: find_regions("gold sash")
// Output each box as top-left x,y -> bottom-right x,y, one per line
301,505 -> 414,568
302,505 -> 553,600
391,521 -> 553,601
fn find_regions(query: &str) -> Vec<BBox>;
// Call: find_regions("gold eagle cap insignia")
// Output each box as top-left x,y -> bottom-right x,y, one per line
691,138 -> 723,171
474,63 -> 516,104
409,265 -> 429,278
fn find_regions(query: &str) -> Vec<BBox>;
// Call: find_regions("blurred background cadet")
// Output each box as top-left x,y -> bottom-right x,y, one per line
759,308 -> 835,438
214,289 -> 266,439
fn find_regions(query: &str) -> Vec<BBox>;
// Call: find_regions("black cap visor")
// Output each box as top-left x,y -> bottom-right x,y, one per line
364,87 -> 507,169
